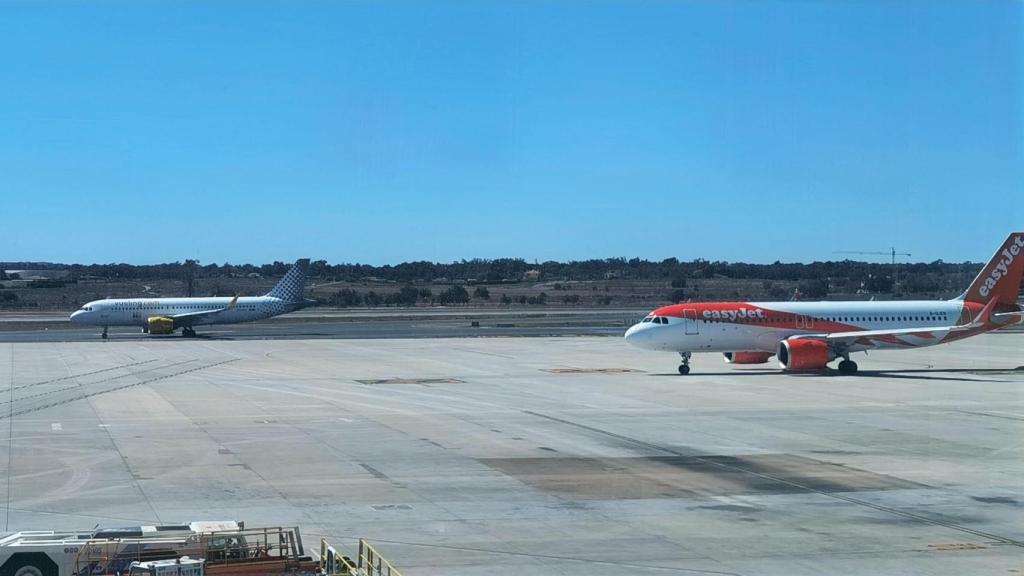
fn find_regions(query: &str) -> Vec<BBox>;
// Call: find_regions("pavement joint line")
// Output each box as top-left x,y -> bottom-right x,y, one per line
0,358 -> 239,420
953,409 -> 1024,422
78,355 -> 165,524
0,360 -> 196,406
159,379 -> 328,537
1,359 -> 159,393
521,409 -> 1024,548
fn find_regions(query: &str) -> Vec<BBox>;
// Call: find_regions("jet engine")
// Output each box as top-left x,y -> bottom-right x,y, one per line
147,316 -> 176,335
723,352 -> 773,364
777,339 -> 832,370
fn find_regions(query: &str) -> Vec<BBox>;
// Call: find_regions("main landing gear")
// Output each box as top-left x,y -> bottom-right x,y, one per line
678,352 -> 692,375
182,327 -> 197,338
837,356 -> 858,374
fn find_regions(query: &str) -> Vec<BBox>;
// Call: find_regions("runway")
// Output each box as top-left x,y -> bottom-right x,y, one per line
1,332 -> 1022,574
0,308 -> 644,343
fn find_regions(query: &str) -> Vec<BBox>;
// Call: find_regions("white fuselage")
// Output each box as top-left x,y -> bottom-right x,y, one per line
69,296 -> 298,327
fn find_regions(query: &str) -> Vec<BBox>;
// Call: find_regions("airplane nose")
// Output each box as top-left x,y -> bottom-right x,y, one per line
69,310 -> 82,323
624,323 -> 650,348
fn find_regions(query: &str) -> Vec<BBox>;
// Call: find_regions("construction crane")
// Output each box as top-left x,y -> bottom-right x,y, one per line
834,247 -> 912,296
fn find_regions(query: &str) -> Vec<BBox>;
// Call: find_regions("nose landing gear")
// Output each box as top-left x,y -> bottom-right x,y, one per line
101,327 -> 108,340
678,352 -> 691,375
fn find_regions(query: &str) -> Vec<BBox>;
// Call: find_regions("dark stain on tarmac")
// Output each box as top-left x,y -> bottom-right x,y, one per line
480,454 -> 925,499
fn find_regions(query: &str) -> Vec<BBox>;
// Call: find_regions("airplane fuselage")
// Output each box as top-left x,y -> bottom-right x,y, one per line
627,233 -> 1024,374
624,299 -> 1007,356
68,258 -> 312,338
69,296 -> 302,327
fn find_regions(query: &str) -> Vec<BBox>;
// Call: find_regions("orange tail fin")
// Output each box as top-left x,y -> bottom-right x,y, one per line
959,232 -> 1024,305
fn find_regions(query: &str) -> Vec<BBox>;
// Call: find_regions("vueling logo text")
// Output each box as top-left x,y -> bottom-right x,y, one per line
980,236 -> 1024,297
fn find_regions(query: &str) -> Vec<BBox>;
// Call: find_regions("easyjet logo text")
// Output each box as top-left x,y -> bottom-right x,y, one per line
702,308 -> 765,321
980,236 -> 1024,297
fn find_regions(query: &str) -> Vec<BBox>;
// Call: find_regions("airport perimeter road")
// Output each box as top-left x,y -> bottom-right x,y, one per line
0,333 -> 1022,575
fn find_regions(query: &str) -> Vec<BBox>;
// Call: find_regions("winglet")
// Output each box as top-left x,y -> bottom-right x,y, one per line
228,295 -> 239,309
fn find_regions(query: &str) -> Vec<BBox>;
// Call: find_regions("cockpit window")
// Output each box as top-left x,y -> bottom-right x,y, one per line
642,317 -> 652,323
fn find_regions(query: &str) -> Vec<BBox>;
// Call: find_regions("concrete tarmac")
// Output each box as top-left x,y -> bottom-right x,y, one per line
1,333 -> 1023,575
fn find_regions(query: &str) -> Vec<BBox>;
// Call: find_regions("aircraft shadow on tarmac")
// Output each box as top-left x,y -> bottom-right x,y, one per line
649,367 -> 1024,383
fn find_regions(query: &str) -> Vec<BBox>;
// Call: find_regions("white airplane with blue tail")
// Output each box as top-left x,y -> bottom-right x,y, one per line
69,259 -> 313,338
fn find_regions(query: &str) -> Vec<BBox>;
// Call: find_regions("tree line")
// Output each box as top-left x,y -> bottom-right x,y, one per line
1,257 -> 981,287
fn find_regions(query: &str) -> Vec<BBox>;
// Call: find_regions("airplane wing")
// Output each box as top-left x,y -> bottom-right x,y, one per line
788,298 -> 1000,347
168,296 -> 239,325
789,325 -> 959,346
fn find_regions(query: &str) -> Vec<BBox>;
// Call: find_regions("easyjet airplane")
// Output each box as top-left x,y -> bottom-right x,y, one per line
69,259 -> 313,338
625,233 -> 1024,374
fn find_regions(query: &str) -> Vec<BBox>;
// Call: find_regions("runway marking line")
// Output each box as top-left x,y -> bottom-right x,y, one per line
355,378 -> 465,385
543,368 -> 642,374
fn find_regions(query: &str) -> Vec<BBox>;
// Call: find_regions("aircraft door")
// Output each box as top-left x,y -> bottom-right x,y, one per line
683,309 -> 699,335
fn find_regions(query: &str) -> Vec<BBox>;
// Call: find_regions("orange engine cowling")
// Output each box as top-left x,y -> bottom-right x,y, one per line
777,339 -> 831,370
723,352 -> 773,364
147,316 -> 176,335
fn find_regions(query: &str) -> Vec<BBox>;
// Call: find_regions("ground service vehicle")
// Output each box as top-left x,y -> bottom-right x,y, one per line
0,522 -> 310,576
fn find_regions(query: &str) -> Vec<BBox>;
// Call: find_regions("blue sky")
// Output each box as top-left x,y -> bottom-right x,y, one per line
1,1 -> 1020,265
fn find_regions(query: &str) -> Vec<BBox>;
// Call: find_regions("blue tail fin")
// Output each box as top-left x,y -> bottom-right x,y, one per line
266,259 -> 310,302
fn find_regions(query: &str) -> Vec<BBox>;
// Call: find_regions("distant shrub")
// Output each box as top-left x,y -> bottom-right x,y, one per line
439,285 -> 470,305
328,288 -> 363,307
385,284 -> 419,306
364,291 -> 383,306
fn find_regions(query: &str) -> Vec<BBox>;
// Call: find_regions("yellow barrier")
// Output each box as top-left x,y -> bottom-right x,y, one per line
358,539 -> 402,576
320,538 -> 359,575
320,538 -> 401,576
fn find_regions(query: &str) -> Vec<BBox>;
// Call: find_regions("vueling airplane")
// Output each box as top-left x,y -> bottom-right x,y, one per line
625,233 -> 1024,374
69,259 -> 313,338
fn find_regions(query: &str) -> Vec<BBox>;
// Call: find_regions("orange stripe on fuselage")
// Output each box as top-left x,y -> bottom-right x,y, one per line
653,302 -> 862,333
